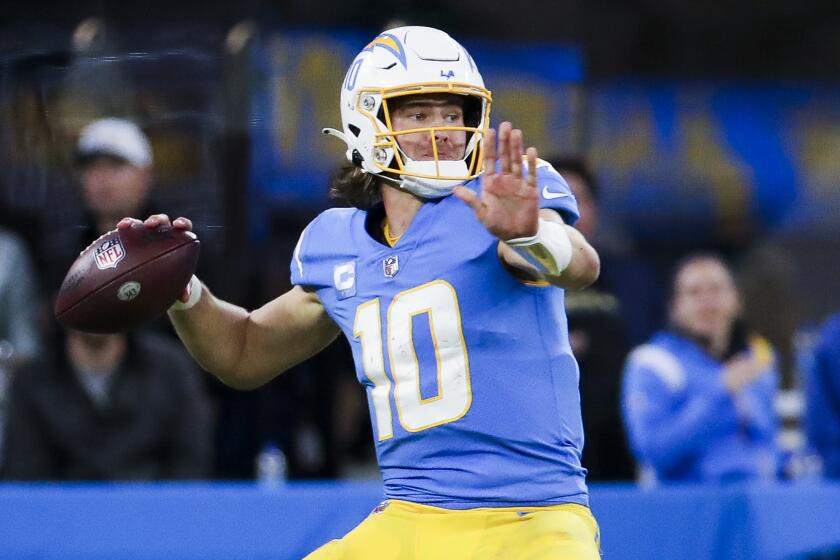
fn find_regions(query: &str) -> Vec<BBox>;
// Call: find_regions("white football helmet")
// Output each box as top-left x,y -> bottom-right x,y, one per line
323,26 -> 492,199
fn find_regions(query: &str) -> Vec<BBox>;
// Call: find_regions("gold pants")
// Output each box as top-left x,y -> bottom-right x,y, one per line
304,499 -> 601,560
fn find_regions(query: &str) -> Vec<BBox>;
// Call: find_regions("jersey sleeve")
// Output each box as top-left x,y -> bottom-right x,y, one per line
290,221 -> 315,287
533,159 -> 580,225
289,209 -> 355,290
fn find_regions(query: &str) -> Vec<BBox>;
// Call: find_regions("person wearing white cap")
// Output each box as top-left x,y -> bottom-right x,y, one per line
76,118 -> 153,235
39,117 -> 159,294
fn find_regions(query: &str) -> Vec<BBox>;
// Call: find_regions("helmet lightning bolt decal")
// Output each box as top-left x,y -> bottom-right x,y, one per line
363,33 -> 408,68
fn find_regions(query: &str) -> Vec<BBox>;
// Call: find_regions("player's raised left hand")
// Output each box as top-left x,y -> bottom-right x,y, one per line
453,121 -> 539,241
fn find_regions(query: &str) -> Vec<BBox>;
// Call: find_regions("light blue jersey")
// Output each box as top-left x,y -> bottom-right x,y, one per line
291,162 -> 588,509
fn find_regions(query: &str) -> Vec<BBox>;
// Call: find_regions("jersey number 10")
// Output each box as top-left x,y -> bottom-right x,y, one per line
353,280 -> 473,440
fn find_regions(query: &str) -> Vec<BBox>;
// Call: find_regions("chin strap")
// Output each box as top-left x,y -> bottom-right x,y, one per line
399,175 -> 459,198
398,159 -> 470,198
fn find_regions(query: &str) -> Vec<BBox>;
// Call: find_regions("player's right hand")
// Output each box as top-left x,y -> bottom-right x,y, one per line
117,214 -> 193,232
117,215 -> 197,305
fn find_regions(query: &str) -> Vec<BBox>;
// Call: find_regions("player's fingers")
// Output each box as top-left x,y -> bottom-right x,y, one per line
510,128 -> 524,178
453,186 -> 483,213
483,127 -> 496,177
526,147 -> 538,188
116,217 -> 141,230
144,213 -> 171,228
498,122 -> 511,174
172,217 -> 193,231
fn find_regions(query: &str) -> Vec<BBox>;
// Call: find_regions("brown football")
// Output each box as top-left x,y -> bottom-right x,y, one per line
54,222 -> 200,333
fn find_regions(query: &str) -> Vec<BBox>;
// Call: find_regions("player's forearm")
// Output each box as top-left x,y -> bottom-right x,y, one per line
170,284 -> 341,390
167,286 -> 255,387
500,222 -> 599,290
551,225 -> 600,290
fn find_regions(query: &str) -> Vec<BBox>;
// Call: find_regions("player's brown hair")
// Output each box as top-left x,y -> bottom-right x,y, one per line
329,164 -> 382,209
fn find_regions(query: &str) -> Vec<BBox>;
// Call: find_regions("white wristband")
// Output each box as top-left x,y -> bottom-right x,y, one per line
505,218 -> 573,277
169,275 -> 203,311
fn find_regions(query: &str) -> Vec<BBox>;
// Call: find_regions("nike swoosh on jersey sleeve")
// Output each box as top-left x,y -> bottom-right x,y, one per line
534,162 -> 579,225
541,185 -> 570,200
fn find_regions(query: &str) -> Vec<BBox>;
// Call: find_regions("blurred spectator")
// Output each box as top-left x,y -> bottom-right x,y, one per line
805,312 -> 840,479
621,254 -> 779,483
0,227 -> 42,365
75,118 -> 154,235
549,156 -> 665,348
549,156 -> 634,481
0,226 -> 43,468
43,117 -> 160,293
2,328 -> 213,480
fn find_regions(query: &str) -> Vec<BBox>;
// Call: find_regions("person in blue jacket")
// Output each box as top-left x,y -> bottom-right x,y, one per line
805,312 -> 840,478
622,254 -> 779,483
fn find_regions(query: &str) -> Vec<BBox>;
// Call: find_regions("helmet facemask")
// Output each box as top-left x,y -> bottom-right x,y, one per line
359,85 -> 490,197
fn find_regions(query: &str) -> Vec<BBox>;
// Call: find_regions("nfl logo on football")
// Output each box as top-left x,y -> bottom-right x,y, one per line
94,237 -> 126,270
383,255 -> 399,278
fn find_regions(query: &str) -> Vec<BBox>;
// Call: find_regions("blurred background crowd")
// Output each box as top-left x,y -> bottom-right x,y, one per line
0,0 -> 838,487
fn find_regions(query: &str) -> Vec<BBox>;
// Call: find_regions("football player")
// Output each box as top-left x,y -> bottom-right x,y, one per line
123,26 -> 601,559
